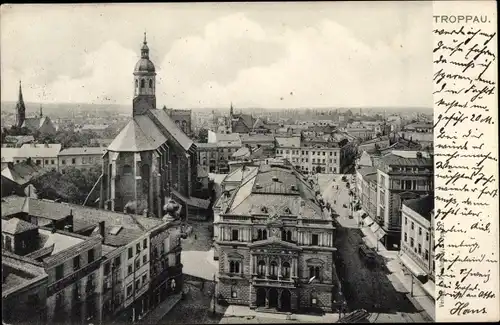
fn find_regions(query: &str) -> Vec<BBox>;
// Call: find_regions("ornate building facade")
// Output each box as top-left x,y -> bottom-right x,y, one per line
100,34 -> 208,219
213,164 -> 341,313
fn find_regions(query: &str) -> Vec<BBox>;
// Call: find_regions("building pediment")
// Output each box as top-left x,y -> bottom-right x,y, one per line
248,237 -> 301,251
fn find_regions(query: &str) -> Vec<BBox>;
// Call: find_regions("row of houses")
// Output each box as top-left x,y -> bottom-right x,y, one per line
197,132 -> 357,174
354,150 -> 434,299
1,144 -> 106,172
1,195 -> 184,325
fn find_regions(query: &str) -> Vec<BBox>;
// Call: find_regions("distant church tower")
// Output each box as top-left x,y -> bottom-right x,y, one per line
15,81 -> 26,128
133,32 -> 156,116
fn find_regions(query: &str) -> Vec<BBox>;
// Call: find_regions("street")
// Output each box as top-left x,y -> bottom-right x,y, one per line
317,174 -> 433,323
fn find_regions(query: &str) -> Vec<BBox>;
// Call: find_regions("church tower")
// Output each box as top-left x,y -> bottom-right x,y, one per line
133,32 -> 156,116
15,81 -> 26,128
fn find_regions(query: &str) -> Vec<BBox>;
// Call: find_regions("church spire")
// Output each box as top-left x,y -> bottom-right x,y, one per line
15,80 -> 26,128
230,102 -> 234,116
141,31 -> 149,59
40,104 -> 43,117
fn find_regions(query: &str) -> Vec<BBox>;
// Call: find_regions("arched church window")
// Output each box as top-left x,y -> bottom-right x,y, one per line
123,165 -> 133,176
149,79 -> 153,88
141,79 -> 145,88
135,80 -> 138,88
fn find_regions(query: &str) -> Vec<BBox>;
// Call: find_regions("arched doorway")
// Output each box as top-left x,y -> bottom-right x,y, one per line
280,289 -> 292,312
256,288 -> 266,307
268,288 -> 278,309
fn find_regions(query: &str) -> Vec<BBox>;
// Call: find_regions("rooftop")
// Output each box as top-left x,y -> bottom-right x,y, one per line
17,143 -> 62,158
403,195 -> 434,221
2,250 -> 47,296
58,147 -> 107,156
275,137 -> 301,148
357,166 -> 377,178
1,196 -> 164,232
1,217 -> 38,235
224,165 -> 325,220
378,151 -> 432,167
1,161 -> 46,186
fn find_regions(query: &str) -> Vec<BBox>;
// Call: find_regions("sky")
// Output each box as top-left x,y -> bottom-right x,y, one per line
1,2 -> 433,110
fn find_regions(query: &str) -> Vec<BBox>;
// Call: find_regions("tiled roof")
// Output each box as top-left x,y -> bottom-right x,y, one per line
378,152 -> 432,167
275,137 -> 301,148
358,166 -> 377,177
22,117 -> 46,130
17,144 -> 62,158
1,196 -> 165,231
148,109 -> 194,151
231,147 -> 250,158
195,143 -> 217,149
108,118 -> 163,152
58,147 -> 107,156
2,250 -> 47,295
223,166 -> 259,184
1,161 -> 46,185
403,195 -> 434,221
72,220 -> 144,247
1,217 -> 38,235
226,165 -> 324,219
240,134 -> 275,143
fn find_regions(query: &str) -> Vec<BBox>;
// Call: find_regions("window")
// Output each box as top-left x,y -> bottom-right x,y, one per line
143,239 -> 147,249
418,227 -> 422,236
405,217 -> 408,225
128,264 -> 133,275
232,229 -> 239,241
410,237 -> 414,247
308,266 -> 321,280
424,249 -> 429,260
270,261 -> 278,278
312,158 -> 316,163
89,157 -> 93,163
51,159 -> 55,164
334,152 -> 337,156
73,256 -> 80,270
143,255 -> 147,265
45,160 -> 49,165
135,258 -> 140,269
136,243 -> 141,254
149,79 -> 153,88
229,261 -> 240,274
136,279 -> 140,289
404,232 -> 407,242
114,256 -> 121,267
142,274 -> 147,283
311,234 -> 319,245
175,253 -> 181,265
88,249 -> 95,263
71,158 -> 76,164
282,262 -> 290,278
140,79 -> 145,88
56,264 -> 64,280
418,244 -> 422,254
322,152 -> 325,156
121,164 -> 133,176
426,232 -> 429,241
231,288 -> 237,298
127,285 -> 133,297
82,157 -> 87,164
62,159 -> 66,165
128,247 -> 134,259
36,159 -> 41,165
73,283 -> 81,301
411,222 -> 414,230
258,260 -> 266,276
104,262 -> 110,275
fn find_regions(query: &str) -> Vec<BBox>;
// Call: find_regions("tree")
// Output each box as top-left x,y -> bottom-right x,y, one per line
197,127 -> 208,143
31,165 -> 101,204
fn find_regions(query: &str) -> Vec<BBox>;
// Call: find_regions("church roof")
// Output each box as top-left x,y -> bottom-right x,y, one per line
134,58 -> 156,73
22,116 -> 48,131
148,109 -> 194,151
108,117 -> 165,152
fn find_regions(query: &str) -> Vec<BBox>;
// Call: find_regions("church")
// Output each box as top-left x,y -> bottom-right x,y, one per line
99,34 -> 209,219
14,81 -> 56,135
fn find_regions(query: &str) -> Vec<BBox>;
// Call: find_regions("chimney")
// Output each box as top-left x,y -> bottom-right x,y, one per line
51,220 -> 57,233
99,221 -> 105,238
66,210 -> 74,232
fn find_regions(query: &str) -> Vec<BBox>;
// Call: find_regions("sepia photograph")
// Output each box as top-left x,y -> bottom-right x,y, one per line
1,2 -> 496,324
